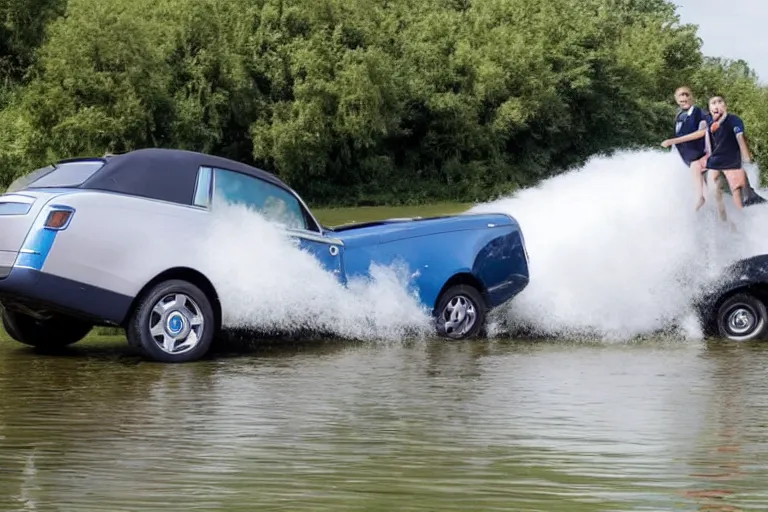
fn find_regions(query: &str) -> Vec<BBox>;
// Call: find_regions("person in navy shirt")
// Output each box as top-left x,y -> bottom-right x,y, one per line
663,94 -> 754,214
661,86 -> 710,211
705,95 -> 753,211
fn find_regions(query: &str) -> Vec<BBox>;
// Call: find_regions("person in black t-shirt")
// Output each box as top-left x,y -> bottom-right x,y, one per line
704,95 -> 753,211
661,86 -> 710,211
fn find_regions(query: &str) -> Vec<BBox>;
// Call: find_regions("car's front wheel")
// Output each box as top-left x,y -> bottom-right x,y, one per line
434,284 -> 487,340
126,279 -> 216,363
716,292 -> 768,342
2,308 -> 93,349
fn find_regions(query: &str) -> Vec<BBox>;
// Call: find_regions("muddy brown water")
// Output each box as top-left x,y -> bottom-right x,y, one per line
0,336 -> 767,511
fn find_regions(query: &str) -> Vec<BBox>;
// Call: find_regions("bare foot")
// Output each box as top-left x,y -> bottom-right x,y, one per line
695,197 -> 706,211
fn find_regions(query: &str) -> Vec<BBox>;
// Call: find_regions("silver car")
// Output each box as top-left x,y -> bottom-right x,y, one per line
0,148 -> 530,363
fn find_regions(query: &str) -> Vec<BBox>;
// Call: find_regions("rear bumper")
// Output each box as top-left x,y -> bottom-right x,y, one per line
0,266 -> 133,325
473,227 -> 531,309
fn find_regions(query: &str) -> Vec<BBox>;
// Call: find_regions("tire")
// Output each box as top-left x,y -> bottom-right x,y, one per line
126,279 -> 215,363
1,308 -> 92,349
434,284 -> 487,340
716,293 -> 768,342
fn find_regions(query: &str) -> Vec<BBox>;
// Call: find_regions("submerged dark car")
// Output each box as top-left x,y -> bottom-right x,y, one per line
694,254 -> 768,341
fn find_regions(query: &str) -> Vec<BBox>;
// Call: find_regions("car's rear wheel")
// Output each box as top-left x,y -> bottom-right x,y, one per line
126,279 -> 215,363
716,292 -> 768,342
1,308 -> 93,349
434,284 -> 487,340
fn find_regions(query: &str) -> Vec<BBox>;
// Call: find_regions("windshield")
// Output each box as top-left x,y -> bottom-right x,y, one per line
5,160 -> 105,193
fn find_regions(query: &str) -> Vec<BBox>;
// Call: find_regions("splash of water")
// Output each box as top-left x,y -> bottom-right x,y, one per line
470,149 -> 768,340
197,203 -> 434,341
195,149 -> 767,343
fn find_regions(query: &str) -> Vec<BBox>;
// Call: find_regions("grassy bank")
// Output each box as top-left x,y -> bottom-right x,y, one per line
312,202 -> 473,227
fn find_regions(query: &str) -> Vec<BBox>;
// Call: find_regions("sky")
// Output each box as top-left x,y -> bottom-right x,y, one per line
674,0 -> 767,83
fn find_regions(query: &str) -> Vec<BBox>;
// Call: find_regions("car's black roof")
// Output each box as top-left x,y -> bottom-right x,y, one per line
77,148 -> 292,206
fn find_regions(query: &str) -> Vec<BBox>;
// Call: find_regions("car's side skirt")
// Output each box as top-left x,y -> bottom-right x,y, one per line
0,267 -> 133,326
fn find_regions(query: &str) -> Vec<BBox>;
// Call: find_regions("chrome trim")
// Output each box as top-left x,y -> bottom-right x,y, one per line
44,204 -> 76,231
210,166 -> 217,209
51,188 -> 212,213
0,194 -> 36,204
193,166 -> 213,208
286,228 -> 344,246
289,187 -> 324,235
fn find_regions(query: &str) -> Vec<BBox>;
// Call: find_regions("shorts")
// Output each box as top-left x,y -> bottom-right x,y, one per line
712,168 -> 747,192
690,155 -> 708,174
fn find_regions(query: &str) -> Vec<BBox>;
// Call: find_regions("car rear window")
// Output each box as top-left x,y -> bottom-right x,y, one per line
6,160 -> 105,193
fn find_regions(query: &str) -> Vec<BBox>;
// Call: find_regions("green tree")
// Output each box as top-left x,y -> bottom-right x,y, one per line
0,0 -> 766,204
0,0 -> 66,87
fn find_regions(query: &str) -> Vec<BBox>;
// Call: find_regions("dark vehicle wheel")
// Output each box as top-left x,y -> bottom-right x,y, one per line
434,284 -> 487,340
126,279 -> 215,363
1,308 -> 92,348
716,293 -> 768,342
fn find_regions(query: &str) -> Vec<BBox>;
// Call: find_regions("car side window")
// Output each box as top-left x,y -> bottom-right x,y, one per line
211,168 -> 309,231
193,166 -> 212,207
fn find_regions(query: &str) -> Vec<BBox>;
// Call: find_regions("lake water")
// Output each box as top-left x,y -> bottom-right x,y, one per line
1,337 -> 767,511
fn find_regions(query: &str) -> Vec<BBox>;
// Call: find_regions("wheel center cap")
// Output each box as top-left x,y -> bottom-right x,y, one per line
166,311 -> 186,336
728,308 -> 755,333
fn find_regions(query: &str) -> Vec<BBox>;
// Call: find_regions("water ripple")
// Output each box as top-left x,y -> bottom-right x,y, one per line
0,339 -> 767,511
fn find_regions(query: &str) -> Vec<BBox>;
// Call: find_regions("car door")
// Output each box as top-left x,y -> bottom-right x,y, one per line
200,166 -> 345,282
289,229 -> 345,283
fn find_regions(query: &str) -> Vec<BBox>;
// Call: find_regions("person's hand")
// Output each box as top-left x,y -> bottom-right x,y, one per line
661,139 -> 673,148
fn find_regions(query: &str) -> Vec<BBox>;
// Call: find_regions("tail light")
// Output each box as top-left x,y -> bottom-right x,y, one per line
44,206 -> 75,230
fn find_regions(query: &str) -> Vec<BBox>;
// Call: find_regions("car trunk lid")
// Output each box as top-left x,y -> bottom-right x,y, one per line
0,190 -> 71,277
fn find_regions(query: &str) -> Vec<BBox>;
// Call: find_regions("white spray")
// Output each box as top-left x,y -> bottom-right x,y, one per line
195,149 -> 767,343
470,149 -> 768,340
197,203 -> 434,341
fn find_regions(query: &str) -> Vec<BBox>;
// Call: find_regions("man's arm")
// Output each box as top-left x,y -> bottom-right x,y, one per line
733,117 -> 752,163
736,134 -> 752,163
662,129 -> 706,148
698,119 -> 711,155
